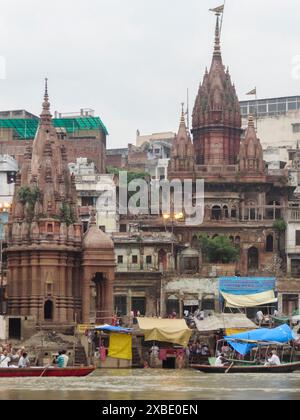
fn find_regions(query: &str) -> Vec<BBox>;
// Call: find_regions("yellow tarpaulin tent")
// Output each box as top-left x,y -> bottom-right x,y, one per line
221,290 -> 278,309
108,333 -> 132,360
137,318 -> 192,347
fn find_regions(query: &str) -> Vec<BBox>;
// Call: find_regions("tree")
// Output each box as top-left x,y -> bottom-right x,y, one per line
199,235 -> 239,264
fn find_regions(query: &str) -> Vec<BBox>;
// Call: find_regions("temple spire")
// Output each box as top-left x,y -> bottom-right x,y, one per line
40,77 -> 52,126
213,14 -> 222,59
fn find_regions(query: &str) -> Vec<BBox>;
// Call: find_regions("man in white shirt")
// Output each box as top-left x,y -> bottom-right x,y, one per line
0,351 -> 11,368
215,354 -> 226,367
266,350 -> 281,366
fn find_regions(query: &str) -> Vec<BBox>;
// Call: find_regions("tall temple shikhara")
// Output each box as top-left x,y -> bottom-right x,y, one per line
168,13 -> 290,277
5,81 -> 115,324
192,14 -> 242,166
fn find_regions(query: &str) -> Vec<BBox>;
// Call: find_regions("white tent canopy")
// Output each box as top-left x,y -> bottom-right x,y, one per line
194,313 -> 258,333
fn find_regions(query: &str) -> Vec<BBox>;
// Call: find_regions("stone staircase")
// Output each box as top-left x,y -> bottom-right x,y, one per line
74,344 -> 88,366
132,337 -> 143,368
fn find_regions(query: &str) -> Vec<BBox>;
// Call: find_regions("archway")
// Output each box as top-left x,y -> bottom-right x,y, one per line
44,300 -> 53,321
248,247 -> 259,272
266,235 -> 274,252
212,206 -> 222,221
158,249 -> 168,272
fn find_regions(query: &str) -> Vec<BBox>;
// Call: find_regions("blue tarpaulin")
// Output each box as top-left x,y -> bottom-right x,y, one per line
225,324 -> 295,355
94,325 -> 132,333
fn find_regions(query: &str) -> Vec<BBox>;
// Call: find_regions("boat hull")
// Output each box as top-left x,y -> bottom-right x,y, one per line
191,362 -> 300,374
0,367 -> 96,378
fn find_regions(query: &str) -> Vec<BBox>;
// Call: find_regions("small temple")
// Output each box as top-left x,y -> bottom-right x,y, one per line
5,81 -> 115,325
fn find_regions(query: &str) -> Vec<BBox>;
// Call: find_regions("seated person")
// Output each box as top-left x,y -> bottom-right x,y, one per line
265,350 -> 281,366
215,353 -> 229,367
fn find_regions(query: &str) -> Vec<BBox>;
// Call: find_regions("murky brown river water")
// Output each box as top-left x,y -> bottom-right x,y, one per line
0,369 -> 300,400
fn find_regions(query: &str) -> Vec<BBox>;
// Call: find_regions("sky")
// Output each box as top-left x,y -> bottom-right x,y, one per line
0,0 -> 299,148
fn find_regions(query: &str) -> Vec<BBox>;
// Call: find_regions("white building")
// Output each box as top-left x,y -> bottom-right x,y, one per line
240,96 -> 300,149
0,155 -> 18,240
69,158 -> 118,234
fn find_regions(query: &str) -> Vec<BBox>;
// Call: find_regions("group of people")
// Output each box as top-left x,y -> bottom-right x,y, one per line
0,345 -> 30,369
189,342 -> 210,356
0,343 -> 70,369
215,348 -> 281,367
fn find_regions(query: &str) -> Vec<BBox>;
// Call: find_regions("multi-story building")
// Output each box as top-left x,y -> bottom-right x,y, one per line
240,96 -> 300,149
69,158 -> 118,234
0,108 -> 108,173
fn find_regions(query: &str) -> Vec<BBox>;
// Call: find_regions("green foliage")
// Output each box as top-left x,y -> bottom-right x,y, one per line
199,235 -> 239,264
273,219 -> 287,232
60,201 -> 75,227
18,186 -> 41,206
106,167 -> 150,183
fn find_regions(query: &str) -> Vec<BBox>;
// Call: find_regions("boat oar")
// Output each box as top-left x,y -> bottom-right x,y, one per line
225,362 -> 234,374
40,364 -> 51,377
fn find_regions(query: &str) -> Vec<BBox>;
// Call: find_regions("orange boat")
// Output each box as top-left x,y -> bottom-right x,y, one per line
0,366 -> 96,378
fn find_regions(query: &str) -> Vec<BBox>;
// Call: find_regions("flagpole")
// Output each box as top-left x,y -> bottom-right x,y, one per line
255,87 -> 258,131
220,0 -> 226,36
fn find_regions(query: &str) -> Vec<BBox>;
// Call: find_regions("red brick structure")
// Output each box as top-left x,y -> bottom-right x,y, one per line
5,82 -> 115,324
192,15 -> 242,165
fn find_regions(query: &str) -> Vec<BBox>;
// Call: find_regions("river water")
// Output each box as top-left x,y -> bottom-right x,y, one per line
0,369 -> 300,400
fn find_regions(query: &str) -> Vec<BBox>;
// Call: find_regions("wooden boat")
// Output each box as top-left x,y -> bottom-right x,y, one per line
191,361 -> 300,374
0,366 -> 96,378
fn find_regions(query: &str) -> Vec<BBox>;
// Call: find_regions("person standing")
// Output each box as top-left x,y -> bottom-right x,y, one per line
0,350 -> 11,368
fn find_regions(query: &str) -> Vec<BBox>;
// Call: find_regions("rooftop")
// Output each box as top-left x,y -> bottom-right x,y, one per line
0,116 -> 108,139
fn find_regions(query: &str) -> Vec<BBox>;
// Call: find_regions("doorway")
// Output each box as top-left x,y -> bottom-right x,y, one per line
44,300 -> 54,321
9,318 -> 21,340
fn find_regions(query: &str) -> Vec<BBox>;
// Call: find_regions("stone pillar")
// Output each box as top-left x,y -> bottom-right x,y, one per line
82,271 -> 91,324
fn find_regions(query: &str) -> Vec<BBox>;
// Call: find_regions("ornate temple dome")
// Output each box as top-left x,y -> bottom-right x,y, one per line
83,219 -> 114,250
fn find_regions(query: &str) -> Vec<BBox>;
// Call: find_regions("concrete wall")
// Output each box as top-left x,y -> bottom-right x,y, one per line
243,110 -> 300,149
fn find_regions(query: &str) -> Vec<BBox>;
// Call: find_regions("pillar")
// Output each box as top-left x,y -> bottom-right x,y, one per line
82,271 -> 91,324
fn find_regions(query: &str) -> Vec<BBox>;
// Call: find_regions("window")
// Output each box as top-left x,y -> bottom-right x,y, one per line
120,224 -> 127,233
99,226 -> 106,232
288,102 -> 297,111
132,255 -> 138,264
115,296 -> 127,316
266,235 -> 274,252
146,255 -> 152,265
296,231 -> 300,246
7,172 -> 16,184
117,255 -> 124,264
293,124 -> 300,134
81,197 -> 94,206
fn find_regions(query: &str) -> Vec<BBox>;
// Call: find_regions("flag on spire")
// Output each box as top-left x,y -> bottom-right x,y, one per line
246,88 -> 257,96
209,5 -> 224,15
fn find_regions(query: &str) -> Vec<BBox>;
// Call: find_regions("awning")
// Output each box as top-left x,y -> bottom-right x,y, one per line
194,313 -> 257,333
225,324 -> 296,356
221,290 -> 278,308
137,318 -> 192,347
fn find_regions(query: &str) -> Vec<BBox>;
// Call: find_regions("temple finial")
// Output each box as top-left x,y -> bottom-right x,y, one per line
248,114 -> 255,128
213,14 -> 222,59
180,103 -> 186,125
40,77 -> 52,124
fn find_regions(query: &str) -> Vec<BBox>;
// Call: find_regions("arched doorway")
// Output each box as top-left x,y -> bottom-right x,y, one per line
266,234 -> 274,252
44,300 -> 53,321
248,247 -> 259,272
158,249 -> 168,272
212,206 -> 222,221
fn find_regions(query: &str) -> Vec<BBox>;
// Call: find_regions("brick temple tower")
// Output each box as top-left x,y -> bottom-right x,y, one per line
192,14 -> 242,165
5,81 -> 115,324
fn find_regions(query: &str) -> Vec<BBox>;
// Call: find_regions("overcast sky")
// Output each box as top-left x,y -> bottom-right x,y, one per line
0,0 -> 299,148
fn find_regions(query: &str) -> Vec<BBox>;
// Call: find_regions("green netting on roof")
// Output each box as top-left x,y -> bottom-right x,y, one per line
0,116 -> 108,139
